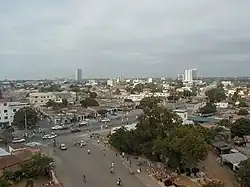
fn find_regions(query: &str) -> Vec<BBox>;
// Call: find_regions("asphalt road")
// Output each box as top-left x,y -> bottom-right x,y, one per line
35,109 -> 143,139
51,137 -> 148,187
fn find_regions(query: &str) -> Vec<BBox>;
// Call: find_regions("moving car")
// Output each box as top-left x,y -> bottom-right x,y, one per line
12,137 -> 25,143
59,144 -> 67,150
42,133 -> 57,139
52,125 -> 63,130
79,121 -> 89,127
71,127 -> 81,133
100,118 -> 111,123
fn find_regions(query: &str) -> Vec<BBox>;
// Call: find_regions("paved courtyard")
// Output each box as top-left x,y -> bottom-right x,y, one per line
49,135 -> 154,187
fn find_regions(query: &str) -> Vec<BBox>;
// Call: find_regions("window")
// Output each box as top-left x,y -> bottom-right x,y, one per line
4,103 -> 7,106
4,110 -> 7,113
4,116 -> 8,120
13,109 -> 16,112
41,100 -> 43,103
35,96 -> 38,98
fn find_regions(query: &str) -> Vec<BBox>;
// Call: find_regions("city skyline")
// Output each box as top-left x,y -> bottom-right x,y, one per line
1,0 -> 250,79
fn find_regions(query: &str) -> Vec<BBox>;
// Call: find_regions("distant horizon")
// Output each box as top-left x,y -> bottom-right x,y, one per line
1,76 -> 250,82
1,1 -> 250,79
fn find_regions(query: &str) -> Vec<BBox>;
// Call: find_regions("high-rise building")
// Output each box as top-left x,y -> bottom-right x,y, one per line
184,68 -> 198,82
76,69 -> 82,82
191,69 -> 198,80
148,77 -> 153,83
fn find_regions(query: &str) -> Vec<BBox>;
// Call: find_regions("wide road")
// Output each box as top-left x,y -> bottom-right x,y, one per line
51,136 -> 148,187
35,109 -> 143,138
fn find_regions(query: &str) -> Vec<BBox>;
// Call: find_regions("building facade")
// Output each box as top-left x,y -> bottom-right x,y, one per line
28,91 -> 76,106
184,68 -> 198,82
76,69 -> 82,82
0,99 -> 29,127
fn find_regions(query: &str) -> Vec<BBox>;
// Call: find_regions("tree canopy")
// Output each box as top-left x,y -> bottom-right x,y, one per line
97,109 -> 108,116
80,98 -> 99,108
237,158 -> 250,187
138,96 -> 162,111
199,102 -> 217,115
206,87 -> 226,103
1,153 -> 53,184
13,107 -> 39,129
238,108 -> 249,116
89,92 -> 97,99
239,101 -> 248,108
231,118 -> 250,137
39,84 -> 61,92
217,119 -> 231,128
109,103 -> 209,168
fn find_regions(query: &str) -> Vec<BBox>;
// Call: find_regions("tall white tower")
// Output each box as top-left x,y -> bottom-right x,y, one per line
76,69 -> 82,82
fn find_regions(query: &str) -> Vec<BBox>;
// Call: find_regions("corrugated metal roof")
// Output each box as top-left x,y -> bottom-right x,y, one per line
0,148 -> 10,157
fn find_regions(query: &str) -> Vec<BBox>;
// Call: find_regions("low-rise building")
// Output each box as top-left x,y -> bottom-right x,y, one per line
29,91 -> 76,106
0,98 -> 29,128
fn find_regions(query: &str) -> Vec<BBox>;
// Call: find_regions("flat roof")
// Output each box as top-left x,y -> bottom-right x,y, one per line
221,152 -> 248,165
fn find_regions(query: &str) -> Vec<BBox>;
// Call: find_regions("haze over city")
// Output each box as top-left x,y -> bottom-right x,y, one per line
0,0 -> 250,79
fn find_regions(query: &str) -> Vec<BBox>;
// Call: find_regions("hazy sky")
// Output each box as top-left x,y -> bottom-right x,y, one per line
1,0 -> 250,79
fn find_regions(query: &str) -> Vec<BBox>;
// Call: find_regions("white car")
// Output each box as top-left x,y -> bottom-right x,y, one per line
101,118 -> 111,123
52,125 -> 63,130
59,144 -> 67,150
42,133 -> 57,139
12,137 -> 25,143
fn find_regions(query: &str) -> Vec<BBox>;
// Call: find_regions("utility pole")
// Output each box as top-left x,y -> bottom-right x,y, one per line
24,112 -> 28,142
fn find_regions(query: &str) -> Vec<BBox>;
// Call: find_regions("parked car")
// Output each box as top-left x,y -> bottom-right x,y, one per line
12,137 -> 25,143
71,127 -> 81,133
42,133 -> 57,139
59,144 -> 67,150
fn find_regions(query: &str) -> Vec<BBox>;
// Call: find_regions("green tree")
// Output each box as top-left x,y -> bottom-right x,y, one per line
237,158 -> 250,187
80,98 -> 99,108
217,119 -> 232,128
133,84 -> 144,93
89,92 -> 97,99
231,118 -> 250,137
238,108 -> 249,116
13,107 -> 39,129
139,96 -> 161,111
199,102 -> 217,114
69,84 -> 80,92
163,125 -> 208,168
21,153 -> 54,178
97,109 -> 108,116
239,101 -> 248,108
206,87 -> 226,103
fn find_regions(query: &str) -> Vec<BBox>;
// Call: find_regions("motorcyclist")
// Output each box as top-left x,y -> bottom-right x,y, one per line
111,162 -> 114,168
82,174 -> 86,182
117,178 -> 121,186
88,148 -> 91,154
110,167 -> 114,174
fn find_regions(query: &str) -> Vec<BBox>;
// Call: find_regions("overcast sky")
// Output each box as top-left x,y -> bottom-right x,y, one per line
0,0 -> 250,79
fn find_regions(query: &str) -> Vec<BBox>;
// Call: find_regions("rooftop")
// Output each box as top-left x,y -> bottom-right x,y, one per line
221,152 -> 248,165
